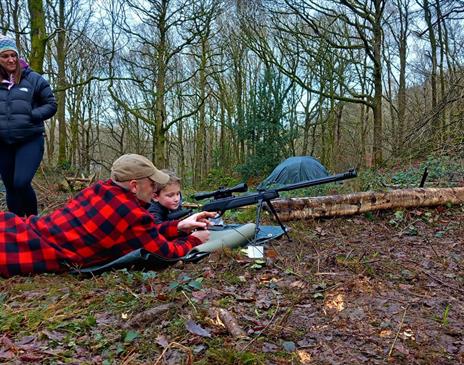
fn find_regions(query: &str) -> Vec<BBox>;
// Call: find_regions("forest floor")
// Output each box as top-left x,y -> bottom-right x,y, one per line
0,199 -> 463,364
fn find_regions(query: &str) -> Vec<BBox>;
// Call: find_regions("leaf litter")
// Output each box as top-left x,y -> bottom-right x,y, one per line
0,205 -> 463,364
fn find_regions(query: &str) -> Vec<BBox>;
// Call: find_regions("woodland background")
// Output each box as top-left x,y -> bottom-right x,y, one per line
1,2 -> 464,364
1,0 -> 464,187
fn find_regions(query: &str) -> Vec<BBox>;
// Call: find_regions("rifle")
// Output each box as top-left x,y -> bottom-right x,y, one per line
167,208 -> 193,221
195,168 -> 357,242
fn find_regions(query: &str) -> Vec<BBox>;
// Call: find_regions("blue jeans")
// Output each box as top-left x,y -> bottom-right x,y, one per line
0,134 -> 44,216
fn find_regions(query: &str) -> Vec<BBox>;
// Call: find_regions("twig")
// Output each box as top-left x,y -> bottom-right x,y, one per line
345,248 -> 354,260
182,290 -> 198,314
39,164 -> 51,189
423,236 -> 443,264
319,282 -> 343,293
360,259 -> 382,264
241,294 -> 280,351
387,305 -> 409,359
121,348 -> 138,365
273,262 -> 305,279
420,269 -> 464,295
357,250 -> 367,263
402,259 -> 464,295
209,307 -> 247,338
117,284 -> 139,299
154,341 -> 193,365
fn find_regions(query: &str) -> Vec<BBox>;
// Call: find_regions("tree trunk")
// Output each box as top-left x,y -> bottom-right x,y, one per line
271,187 -> 464,221
301,93 -> 311,156
434,0 -> 446,136
56,0 -> 66,166
154,54 -> 167,167
372,0 -> 383,167
27,0 -> 46,73
176,89 -> 186,181
233,51 -> 245,163
153,0 -> 168,168
423,0 -> 437,111
194,37 -> 208,185
397,23 -> 407,155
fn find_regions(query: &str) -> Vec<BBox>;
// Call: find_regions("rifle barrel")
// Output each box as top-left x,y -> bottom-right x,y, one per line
274,169 -> 357,193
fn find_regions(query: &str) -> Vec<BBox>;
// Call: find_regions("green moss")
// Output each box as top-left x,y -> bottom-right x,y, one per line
200,348 -> 265,365
222,272 -> 242,286
165,316 -> 187,337
0,311 -> 25,333
216,295 -> 236,308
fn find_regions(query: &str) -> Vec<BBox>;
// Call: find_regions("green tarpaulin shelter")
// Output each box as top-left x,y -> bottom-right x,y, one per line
257,156 -> 329,190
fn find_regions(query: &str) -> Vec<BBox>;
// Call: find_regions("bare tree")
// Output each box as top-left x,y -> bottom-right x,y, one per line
28,0 -> 47,72
107,0 -> 210,167
240,0 -> 386,166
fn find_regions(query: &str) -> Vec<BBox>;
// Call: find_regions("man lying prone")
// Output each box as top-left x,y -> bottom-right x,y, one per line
0,154 -> 215,277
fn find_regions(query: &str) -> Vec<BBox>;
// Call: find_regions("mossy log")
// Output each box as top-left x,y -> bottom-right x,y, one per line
59,175 -> 96,192
271,187 -> 464,221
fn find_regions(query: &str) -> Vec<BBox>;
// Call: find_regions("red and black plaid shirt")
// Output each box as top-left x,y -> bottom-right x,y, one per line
0,179 -> 201,277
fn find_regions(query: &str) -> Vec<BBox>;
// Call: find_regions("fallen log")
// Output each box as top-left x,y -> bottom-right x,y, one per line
59,174 -> 96,192
271,187 -> 464,221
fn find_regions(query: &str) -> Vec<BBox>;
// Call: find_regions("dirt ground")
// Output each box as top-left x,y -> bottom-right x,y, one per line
0,205 -> 463,364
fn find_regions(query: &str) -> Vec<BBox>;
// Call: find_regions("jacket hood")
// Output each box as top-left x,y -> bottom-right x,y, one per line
19,58 -> 29,70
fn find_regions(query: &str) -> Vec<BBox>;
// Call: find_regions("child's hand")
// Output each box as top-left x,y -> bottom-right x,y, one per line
191,229 -> 210,243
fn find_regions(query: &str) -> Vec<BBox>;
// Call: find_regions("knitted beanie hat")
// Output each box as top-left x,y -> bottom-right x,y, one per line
0,35 -> 19,55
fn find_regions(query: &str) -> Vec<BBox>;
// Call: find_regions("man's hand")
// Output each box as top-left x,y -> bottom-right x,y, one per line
177,211 -> 217,234
190,229 -> 210,243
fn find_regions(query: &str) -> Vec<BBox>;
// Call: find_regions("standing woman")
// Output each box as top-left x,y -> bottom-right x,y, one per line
0,35 -> 57,216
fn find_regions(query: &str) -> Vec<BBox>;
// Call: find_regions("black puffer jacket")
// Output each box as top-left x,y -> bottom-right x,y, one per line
148,200 -> 183,224
0,67 -> 57,144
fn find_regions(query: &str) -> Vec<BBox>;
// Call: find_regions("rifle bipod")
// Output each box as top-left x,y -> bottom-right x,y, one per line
254,198 -> 291,244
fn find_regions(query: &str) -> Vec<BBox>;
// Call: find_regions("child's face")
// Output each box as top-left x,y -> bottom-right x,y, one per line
153,183 -> 181,210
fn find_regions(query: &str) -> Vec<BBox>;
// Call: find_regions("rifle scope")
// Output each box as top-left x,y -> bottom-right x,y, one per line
194,182 -> 248,201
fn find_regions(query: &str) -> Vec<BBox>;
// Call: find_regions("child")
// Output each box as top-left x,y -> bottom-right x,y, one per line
148,169 -> 183,224
148,169 -> 257,254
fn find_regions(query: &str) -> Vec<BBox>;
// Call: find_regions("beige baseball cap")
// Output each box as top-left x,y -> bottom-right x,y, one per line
110,154 -> 170,184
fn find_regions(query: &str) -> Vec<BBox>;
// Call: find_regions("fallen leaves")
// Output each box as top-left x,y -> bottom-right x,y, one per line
290,280 -> 307,289
185,319 -> 211,338
324,292 -> 345,312
1,206 -> 463,363
379,329 -> 392,338
297,349 -> 312,364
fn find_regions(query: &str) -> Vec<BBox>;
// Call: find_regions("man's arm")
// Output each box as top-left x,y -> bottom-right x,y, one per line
132,219 -> 203,258
156,211 -> 216,240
